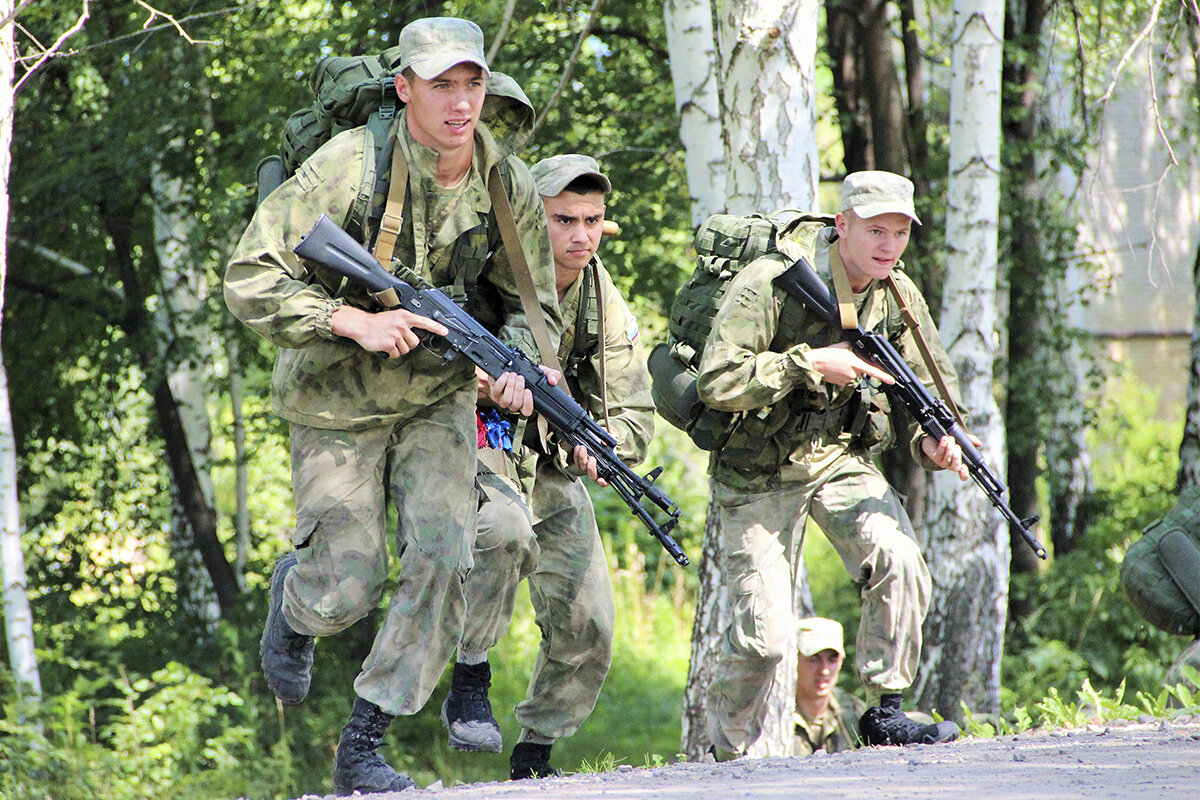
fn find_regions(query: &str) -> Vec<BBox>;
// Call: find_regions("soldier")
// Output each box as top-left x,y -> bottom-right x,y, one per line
698,171 -> 968,758
223,17 -> 561,795
793,617 -> 864,755
439,155 -> 655,780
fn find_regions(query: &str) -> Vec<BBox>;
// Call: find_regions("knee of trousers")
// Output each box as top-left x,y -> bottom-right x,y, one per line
474,513 -> 538,570
865,532 -> 932,602
285,565 -> 385,636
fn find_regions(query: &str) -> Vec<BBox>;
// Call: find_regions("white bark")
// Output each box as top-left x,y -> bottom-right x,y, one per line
681,0 -> 821,758
917,0 -> 1007,717
0,0 -> 43,705
664,0 -> 726,225
151,143 -> 221,624
714,0 -> 820,215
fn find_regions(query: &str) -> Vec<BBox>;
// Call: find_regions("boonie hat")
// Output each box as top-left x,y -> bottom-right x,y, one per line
531,154 -> 612,197
841,170 -> 921,225
397,17 -> 490,80
796,617 -> 845,658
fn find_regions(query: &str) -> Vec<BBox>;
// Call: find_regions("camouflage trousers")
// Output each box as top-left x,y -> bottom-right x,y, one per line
460,446 -> 615,741
281,386 -> 477,717
706,440 -> 931,753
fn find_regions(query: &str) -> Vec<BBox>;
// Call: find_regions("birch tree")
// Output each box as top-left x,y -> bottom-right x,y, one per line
664,0 -> 725,226
678,0 -> 821,759
916,0 -> 1008,717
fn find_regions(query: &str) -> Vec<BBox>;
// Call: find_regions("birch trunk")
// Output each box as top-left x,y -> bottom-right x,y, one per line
664,0 -> 727,225
681,0 -> 821,758
0,0 -> 43,706
917,0 -> 1007,718
152,144 -> 222,624
714,0 -> 820,216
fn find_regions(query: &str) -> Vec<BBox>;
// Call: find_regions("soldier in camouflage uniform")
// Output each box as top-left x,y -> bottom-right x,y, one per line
792,617 -> 864,755
440,155 -> 655,780
697,172 -> 968,757
224,17 -> 560,795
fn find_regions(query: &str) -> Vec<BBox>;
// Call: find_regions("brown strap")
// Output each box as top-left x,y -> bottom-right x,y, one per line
487,164 -> 562,375
593,263 -> 610,429
372,144 -> 409,264
884,274 -> 965,427
828,244 -> 859,330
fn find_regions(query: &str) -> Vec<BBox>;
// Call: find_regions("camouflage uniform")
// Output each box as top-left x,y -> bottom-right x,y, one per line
697,227 -> 961,753
793,687 -> 865,755
224,113 -> 560,716
464,255 -> 654,740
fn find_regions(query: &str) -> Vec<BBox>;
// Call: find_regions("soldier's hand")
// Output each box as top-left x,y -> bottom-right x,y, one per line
922,434 -> 973,481
489,371 -> 534,416
572,444 -> 606,486
476,367 -> 493,403
808,342 -> 894,386
331,305 -> 448,358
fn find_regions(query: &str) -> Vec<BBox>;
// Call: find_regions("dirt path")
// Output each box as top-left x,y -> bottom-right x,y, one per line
341,719 -> 1200,800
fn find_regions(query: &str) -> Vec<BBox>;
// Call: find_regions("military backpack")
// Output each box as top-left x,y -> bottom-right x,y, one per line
1120,486 -> 1200,636
649,211 -> 833,450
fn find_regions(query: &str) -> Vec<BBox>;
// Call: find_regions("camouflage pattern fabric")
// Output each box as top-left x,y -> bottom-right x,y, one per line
704,448 -> 931,753
793,687 -> 865,756
460,258 -> 653,740
225,114 -> 560,718
698,230 -> 952,754
697,228 -> 961,490
284,387 -> 478,715
225,112 -> 560,431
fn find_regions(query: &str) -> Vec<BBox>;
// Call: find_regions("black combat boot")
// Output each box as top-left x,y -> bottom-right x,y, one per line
332,697 -> 416,795
441,661 -> 503,752
859,693 -> 960,746
510,741 -> 562,780
260,552 -> 314,705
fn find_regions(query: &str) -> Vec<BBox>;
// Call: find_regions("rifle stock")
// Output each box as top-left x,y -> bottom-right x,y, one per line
294,215 -> 688,566
773,257 -> 1047,559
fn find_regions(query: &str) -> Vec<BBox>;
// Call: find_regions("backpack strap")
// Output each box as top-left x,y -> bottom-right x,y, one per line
573,262 -> 609,428
884,274 -> 965,427
828,244 -> 859,330
487,163 -> 563,374
372,138 -> 409,263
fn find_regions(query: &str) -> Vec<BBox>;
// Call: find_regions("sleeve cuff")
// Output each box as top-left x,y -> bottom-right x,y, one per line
313,296 -> 345,341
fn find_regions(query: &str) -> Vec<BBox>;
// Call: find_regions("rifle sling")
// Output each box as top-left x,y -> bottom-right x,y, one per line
827,246 -> 965,428
883,274 -> 965,428
487,164 -> 563,376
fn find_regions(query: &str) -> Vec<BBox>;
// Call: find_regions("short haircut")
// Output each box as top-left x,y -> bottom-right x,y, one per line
561,174 -> 608,196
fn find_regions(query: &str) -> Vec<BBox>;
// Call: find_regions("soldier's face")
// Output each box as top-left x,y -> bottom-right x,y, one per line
795,648 -> 842,703
395,63 -> 486,156
542,191 -> 606,285
835,211 -> 912,290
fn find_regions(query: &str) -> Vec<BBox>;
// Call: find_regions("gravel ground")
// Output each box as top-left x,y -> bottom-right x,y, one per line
297,718 -> 1200,800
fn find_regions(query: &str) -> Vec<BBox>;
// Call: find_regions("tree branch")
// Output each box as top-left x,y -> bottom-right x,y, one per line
486,0 -> 518,64
531,0 -> 606,138
1093,0 -> 1163,107
13,0 -> 89,95
133,0 -> 217,45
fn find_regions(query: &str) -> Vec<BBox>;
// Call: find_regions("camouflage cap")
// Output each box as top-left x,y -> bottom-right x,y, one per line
796,617 -> 845,658
841,170 -> 921,225
531,154 -> 612,197
397,17 -> 490,80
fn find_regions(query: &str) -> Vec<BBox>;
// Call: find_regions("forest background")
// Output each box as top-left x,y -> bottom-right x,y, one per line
1,1 -> 1198,799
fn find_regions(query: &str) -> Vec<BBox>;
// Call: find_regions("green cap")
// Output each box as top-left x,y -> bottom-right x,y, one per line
397,17 -> 490,80
796,617 -> 845,658
841,170 -> 921,225
531,154 -> 612,197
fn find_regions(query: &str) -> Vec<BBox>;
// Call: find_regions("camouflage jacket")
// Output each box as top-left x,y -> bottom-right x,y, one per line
556,255 -> 655,468
225,112 -> 560,430
697,227 -> 961,489
793,688 -> 865,756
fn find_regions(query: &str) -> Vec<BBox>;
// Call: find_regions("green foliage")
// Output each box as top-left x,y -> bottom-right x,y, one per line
1005,375 -> 1181,706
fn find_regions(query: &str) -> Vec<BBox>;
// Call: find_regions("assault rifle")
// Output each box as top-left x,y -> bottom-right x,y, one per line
294,215 -> 688,566
773,257 -> 1047,559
